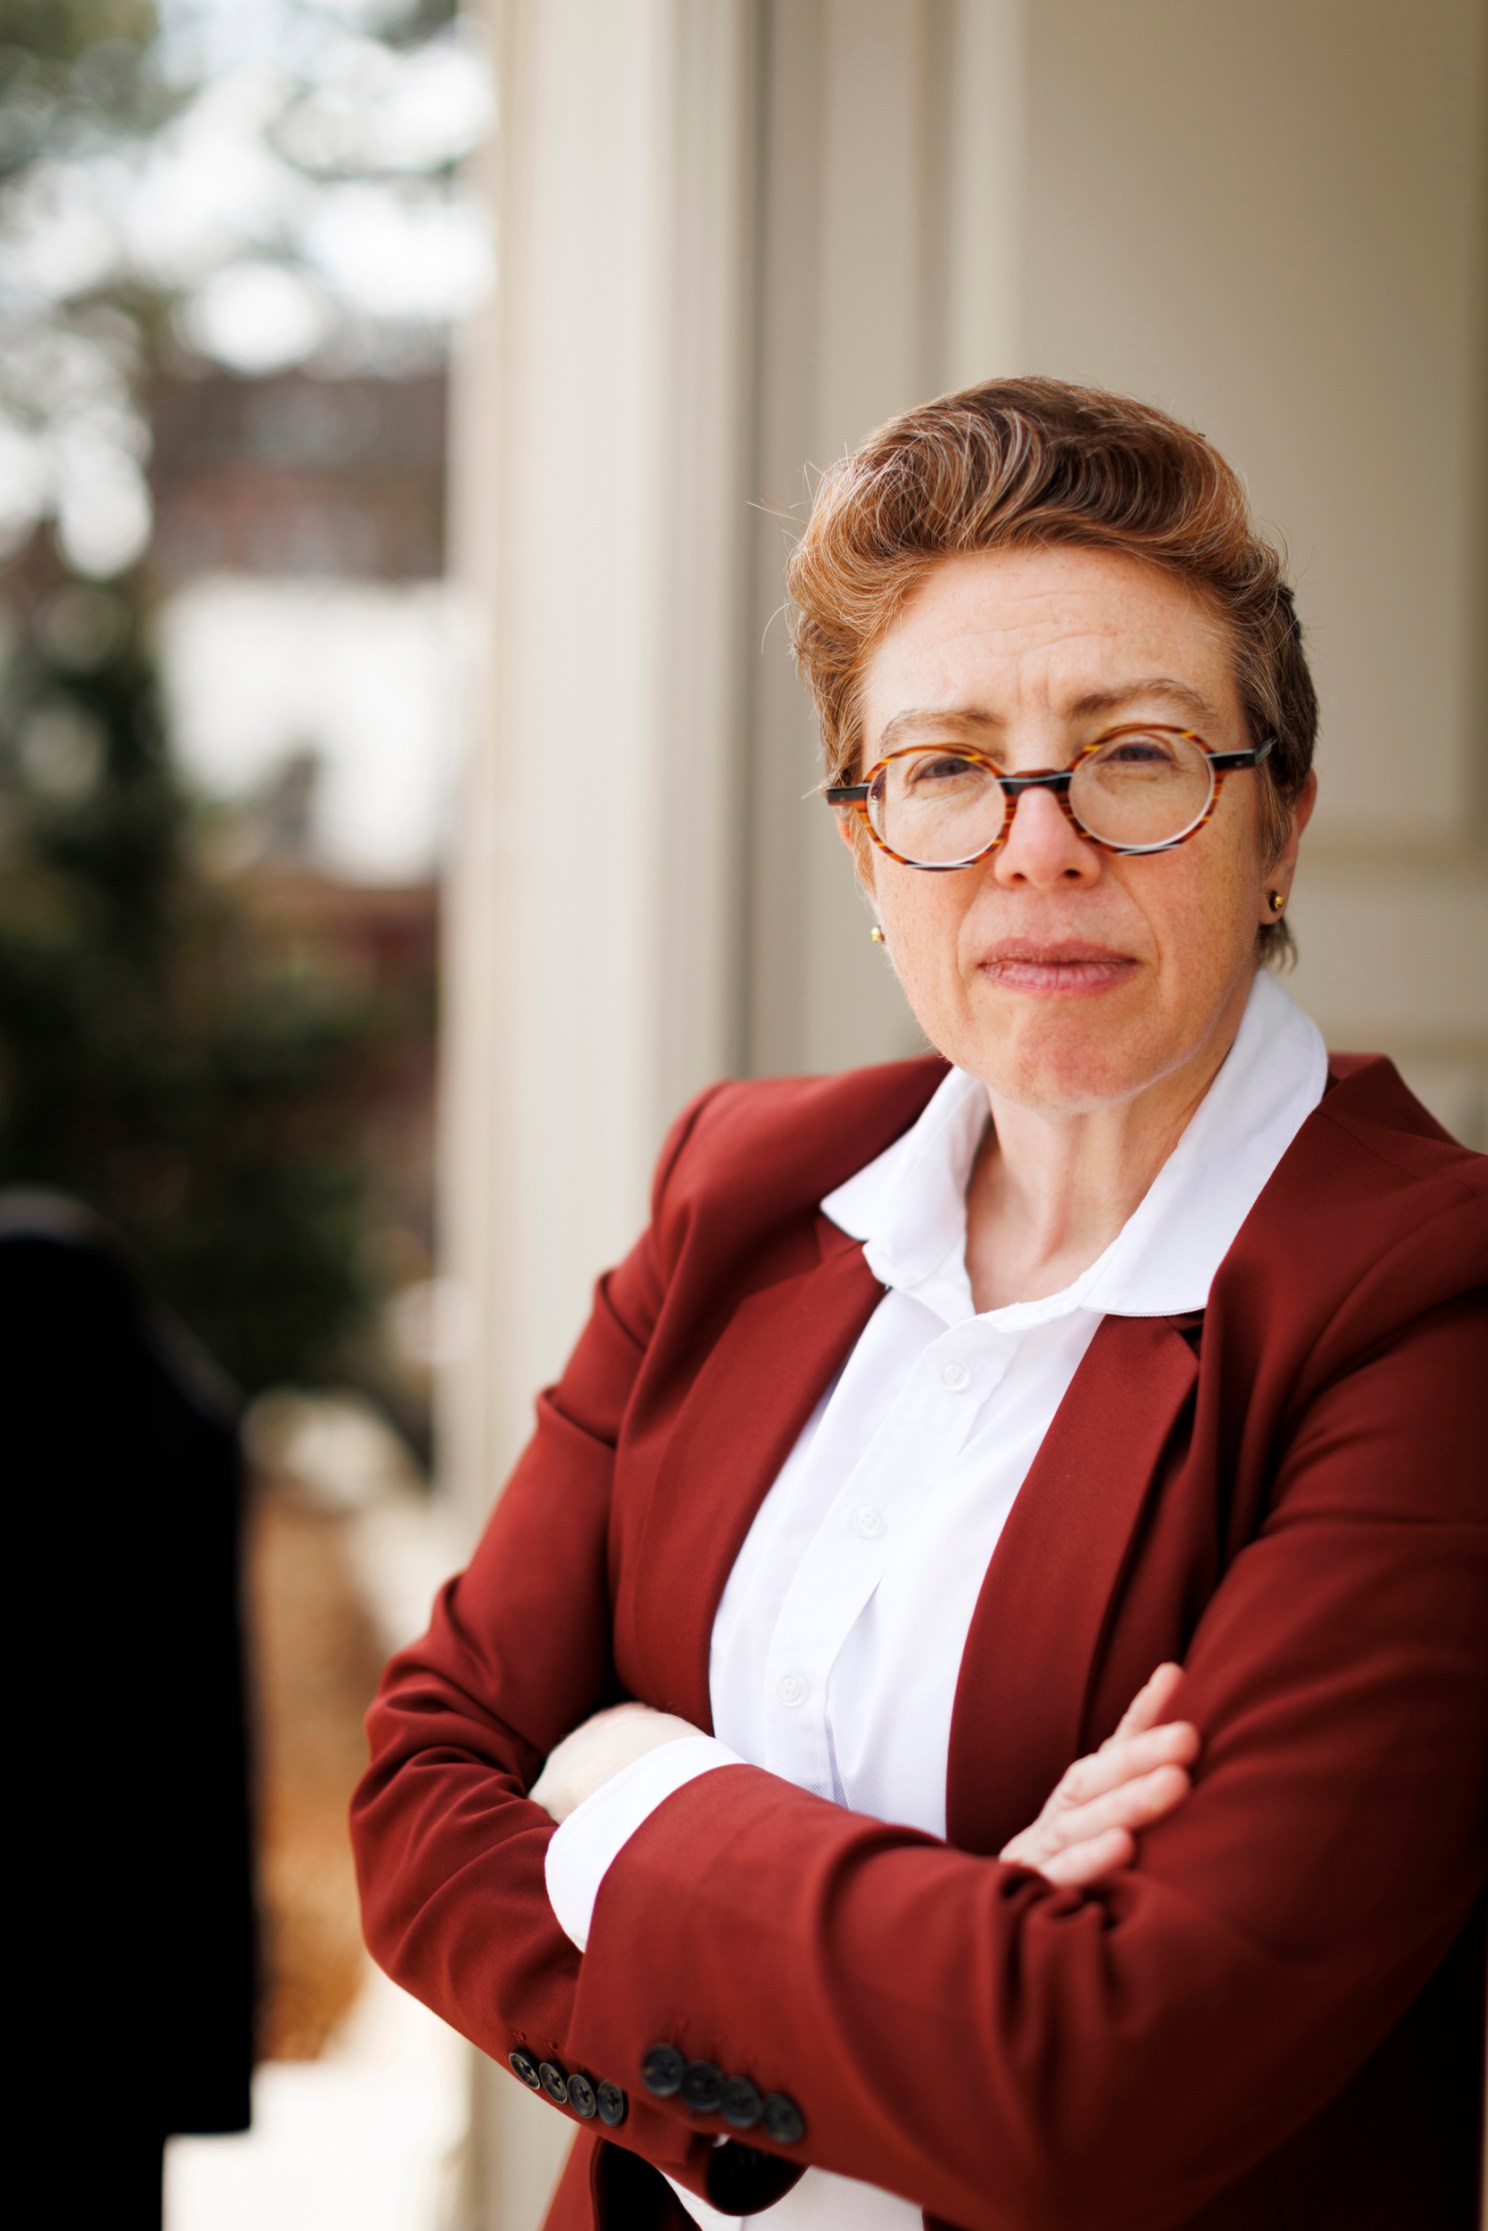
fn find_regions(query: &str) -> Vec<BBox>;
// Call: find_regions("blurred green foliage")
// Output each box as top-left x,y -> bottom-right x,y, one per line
0,575 -> 384,1393
0,0 -> 172,178
0,0 -> 470,1403
0,0 -> 157,70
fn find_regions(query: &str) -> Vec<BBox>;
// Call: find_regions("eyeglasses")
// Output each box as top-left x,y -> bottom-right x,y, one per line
825,726 -> 1276,869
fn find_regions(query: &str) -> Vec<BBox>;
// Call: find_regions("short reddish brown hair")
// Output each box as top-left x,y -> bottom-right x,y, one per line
787,377 -> 1317,961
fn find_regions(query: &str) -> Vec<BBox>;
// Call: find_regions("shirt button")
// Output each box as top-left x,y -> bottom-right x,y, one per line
776,1671 -> 807,1708
852,1505 -> 886,1540
941,1358 -> 971,1391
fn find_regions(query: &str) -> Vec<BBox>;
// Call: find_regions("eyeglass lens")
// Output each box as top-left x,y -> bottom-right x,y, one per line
867,733 -> 1216,862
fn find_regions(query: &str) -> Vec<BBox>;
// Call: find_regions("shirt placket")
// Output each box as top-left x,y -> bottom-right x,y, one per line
758,1321 -> 1014,1800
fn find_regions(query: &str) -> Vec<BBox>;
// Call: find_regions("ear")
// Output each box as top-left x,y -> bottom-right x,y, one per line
1278,769 -> 1317,865
1260,770 -> 1317,916
835,808 -> 878,902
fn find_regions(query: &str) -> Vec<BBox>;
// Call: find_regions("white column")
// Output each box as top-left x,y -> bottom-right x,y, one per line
440,4 -> 759,2219
441,0 -> 759,1527
740,0 -> 1029,1078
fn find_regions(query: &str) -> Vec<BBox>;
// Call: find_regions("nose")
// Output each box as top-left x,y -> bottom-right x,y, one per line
991,780 -> 1102,889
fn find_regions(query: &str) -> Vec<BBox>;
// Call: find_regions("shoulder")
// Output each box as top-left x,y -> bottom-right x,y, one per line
1315,1049 -> 1484,1167
1221,1052 -> 1488,1385
1292,1052 -> 1486,1242
652,1054 -> 948,1244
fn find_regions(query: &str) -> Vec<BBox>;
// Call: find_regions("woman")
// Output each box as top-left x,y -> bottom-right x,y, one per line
352,380 -> 1488,2231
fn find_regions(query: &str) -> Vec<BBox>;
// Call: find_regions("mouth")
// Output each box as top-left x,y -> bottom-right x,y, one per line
975,940 -> 1139,995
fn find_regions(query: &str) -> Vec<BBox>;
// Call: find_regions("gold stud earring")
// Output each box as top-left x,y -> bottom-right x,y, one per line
1267,890 -> 1286,915
869,924 -> 885,944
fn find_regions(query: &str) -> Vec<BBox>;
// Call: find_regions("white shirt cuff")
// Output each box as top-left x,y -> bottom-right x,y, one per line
544,1734 -> 743,1952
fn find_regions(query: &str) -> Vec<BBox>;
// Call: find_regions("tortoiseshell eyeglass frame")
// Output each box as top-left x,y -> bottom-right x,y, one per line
823,725 -> 1277,869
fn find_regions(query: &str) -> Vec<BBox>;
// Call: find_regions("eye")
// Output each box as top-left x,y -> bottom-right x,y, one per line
1093,730 -> 1187,770
902,750 -> 987,789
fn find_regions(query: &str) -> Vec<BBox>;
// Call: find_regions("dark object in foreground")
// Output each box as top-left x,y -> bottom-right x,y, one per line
1,1193 -> 256,2228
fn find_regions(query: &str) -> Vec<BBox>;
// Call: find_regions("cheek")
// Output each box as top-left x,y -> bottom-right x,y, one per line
1149,811 -> 1266,964
872,857 -> 970,967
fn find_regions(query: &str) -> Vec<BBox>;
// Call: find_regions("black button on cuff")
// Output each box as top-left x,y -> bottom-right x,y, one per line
566,2072 -> 597,2120
642,2042 -> 686,2097
508,2050 -> 542,2092
762,2091 -> 806,2146
596,2079 -> 628,2127
721,2075 -> 763,2130
681,2059 -> 725,2115
538,2059 -> 570,2104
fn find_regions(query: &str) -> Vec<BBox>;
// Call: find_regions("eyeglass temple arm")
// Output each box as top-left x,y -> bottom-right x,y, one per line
1207,736 -> 1276,771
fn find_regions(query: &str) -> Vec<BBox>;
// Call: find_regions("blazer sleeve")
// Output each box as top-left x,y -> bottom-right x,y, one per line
349,1083 -> 730,2192
560,1282 -> 1488,2231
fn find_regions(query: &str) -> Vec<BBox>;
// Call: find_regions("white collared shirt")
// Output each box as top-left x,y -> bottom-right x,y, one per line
546,971 -> 1328,2230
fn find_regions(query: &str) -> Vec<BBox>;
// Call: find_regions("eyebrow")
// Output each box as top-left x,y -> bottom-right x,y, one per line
876,676 -> 1225,751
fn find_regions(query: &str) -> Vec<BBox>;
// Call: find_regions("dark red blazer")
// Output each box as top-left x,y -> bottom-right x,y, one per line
352,1051 -> 1488,2231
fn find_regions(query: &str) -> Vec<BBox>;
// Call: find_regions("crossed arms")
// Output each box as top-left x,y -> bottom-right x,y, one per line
351,1110 -> 1488,2231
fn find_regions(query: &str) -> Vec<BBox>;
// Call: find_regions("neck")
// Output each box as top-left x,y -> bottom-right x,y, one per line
965,979 -> 1252,1311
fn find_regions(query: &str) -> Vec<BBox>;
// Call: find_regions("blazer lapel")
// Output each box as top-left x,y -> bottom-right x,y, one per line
945,1312 -> 1199,1857
624,1225 -> 883,1730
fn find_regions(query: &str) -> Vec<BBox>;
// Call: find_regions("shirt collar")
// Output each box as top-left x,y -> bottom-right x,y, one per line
820,970 -> 1328,1329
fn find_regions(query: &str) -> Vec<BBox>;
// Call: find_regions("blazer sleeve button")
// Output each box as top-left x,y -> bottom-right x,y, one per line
642,2043 -> 686,2097
761,2091 -> 806,2146
720,2075 -> 763,2130
538,2060 -> 570,2104
680,2059 -> 725,2114
596,2079 -> 628,2127
508,2050 -> 542,2092
566,2072 -> 598,2120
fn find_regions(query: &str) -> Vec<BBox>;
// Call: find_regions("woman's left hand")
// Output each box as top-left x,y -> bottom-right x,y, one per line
530,1701 -> 705,1824
998,1661 -> 1199,1886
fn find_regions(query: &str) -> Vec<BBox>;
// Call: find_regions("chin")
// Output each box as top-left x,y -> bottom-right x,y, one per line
983,1054 -> 1156,1118
954,1007 -> 1172,1116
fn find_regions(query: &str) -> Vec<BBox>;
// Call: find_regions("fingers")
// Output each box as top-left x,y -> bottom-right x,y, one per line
1038,1826 -> 1136,1888
1004,1760 -> 1192,1883
1059,1717 -> 1199,1808
997,1666 -> 1200,1885
1103,1660 -> 1185,1747
1005,1732 -> 1196,1873
1053,1760 -> 1192,1852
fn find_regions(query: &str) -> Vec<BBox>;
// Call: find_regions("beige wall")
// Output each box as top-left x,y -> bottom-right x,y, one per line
441,4 -> 1488,2221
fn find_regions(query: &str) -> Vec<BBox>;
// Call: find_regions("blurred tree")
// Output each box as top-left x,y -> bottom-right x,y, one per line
0,0 -> 480,1398
0,0 -> 488,571
0,571 -> 383,1391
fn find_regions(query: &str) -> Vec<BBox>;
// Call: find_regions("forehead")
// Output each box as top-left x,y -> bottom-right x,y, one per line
860,544 -> 1238,742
